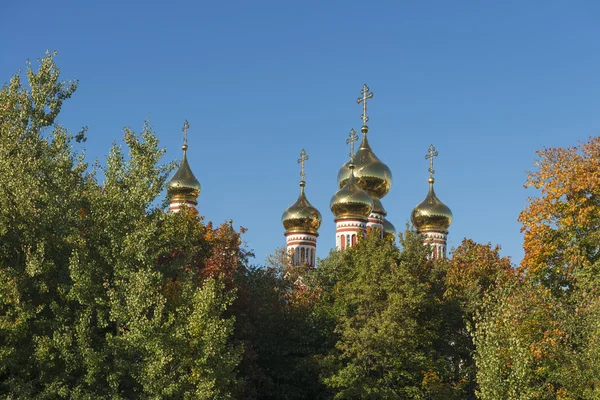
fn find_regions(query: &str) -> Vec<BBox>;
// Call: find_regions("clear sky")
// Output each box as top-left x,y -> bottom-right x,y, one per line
2,1 -> 599,266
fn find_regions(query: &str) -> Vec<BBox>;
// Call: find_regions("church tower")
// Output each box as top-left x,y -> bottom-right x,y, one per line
337,84 -> 394,239
330,132 -> 374,250
282,149 -> 322,267
411,144 -> 453,259
167,120 -> 201,213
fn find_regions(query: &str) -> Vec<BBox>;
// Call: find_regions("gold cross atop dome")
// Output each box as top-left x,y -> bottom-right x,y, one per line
346,128 -> 358,159
425,144 -> 439,178
182,120 -> 190,151
356,84 -> 374,126
298,149 -> 309,181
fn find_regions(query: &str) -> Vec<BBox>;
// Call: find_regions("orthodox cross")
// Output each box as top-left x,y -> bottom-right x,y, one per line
298,149 -> 309,180
425,144 -> 438,178
182,120 -> 190,148
356,84 -> 374,126
346,128 -> 359,159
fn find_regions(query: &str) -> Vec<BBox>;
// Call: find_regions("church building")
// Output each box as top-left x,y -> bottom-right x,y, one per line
164,85 -> 453,265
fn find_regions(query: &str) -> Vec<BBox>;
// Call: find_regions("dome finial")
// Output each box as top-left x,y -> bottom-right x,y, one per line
182,119 -> 190,151
346,128 -> 359,162
356,84 -> 373,131
425,144 -> 439,182
298,148 -> 309,184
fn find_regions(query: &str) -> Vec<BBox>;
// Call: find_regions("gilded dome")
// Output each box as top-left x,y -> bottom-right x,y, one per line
167,145 -> 201,202
372,197 -> 387,216
282,181 -> 322,234
411,178 -> 452,233
382,217 -> 396,237
331,165 -> 374,219
337,128 -> 392,199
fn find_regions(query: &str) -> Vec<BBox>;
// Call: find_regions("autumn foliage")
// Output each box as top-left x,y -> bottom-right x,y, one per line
445,238 -> 514,314
519,137 -> 600,289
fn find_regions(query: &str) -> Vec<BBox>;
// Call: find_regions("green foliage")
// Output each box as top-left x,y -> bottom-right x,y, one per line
0,53 -> 242,398
314,230 -> 468,399
473,279 -> 570,399
231,249 -> 332,399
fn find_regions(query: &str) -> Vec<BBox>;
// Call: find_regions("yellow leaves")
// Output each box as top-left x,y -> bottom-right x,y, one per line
529,327 -> 567,361
519,136 -> 600,285
421,370 -> 444,392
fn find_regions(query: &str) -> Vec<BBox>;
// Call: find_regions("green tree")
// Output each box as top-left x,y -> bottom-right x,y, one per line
316,230 -> 466,399
473,279 -> 570,400
0,53 -> 242,398
230,248 -> 332,399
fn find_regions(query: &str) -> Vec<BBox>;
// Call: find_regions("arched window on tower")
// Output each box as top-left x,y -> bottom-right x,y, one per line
352,234 -> 357,246
341,234 -> 346,249
301,247 -> 305,264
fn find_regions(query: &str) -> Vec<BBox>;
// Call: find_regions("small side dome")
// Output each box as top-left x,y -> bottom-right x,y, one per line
372,197 -> 387,216
337,131 -> 392,199
382,217 -> 396,238
282,181 -> 322,234
331,165 -> 374,219
411,178 -> 452,233
167,146 -> 201,202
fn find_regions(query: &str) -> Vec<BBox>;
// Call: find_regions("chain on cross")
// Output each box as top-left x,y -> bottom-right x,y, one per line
425,144 -> 439,178
298,149 -> 309,181
346,128 -> 359,160
356,84 -> 374,126
182,120 -> 190,146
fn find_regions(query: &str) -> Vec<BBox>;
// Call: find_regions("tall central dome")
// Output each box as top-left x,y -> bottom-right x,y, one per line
337,127 -> 392,199
337,84 -> 392,199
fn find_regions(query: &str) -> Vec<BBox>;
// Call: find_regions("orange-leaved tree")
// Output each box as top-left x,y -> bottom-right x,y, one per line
519,136 -> 600,291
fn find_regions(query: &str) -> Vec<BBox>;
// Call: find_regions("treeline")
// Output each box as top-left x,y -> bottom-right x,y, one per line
1,54 -> 599,399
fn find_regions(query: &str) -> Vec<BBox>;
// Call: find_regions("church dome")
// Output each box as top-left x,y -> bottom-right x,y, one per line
372,197 -> 387,216
337,127 -> 392,199
331,164 -> 374,219
282,181 -> 322,234
382,217 -> 396,237
411,177 -> 452,233
167,143 -> 201,203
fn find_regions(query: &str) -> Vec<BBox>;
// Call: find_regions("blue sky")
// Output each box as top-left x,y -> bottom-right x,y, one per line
2,1 -> 599,266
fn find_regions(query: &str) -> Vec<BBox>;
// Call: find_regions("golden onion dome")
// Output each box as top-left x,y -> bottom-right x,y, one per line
282,181 -> 322,234
337,127 -> 392,199
167,144 -> 201,202
372,197 -> 387,216
330,164 -> 374,219
411,178 -> 452,233
382,217 -> 396,237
